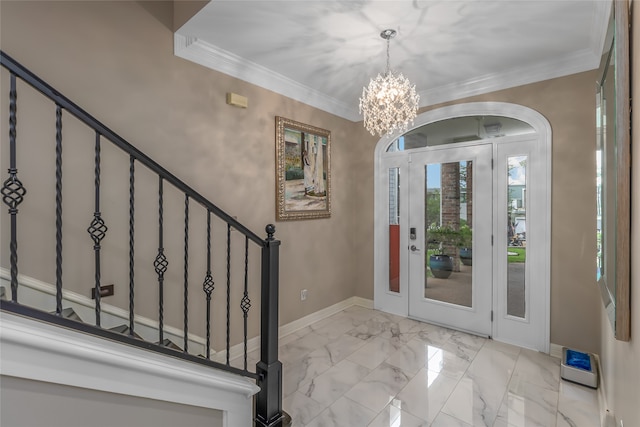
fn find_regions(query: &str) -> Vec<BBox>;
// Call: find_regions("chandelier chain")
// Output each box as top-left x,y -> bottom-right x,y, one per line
386,37 -> 390,74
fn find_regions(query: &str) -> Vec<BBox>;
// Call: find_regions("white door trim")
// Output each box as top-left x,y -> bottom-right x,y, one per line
492,136 -> 550,352
374,102 -> 551,352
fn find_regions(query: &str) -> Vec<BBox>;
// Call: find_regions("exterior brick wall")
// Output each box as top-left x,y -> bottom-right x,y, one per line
441,162 -> 461,270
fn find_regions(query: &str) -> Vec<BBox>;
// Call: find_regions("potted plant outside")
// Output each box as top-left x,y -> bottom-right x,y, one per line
427,224 -> 460,279
458,224 -> 473,266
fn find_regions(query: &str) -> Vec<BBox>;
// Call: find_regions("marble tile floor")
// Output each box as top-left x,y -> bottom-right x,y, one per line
258,306 -> 601,427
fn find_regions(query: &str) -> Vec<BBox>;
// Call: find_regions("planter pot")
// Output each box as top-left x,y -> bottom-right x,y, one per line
459,248 -> 472,266
429,255 -> 453,279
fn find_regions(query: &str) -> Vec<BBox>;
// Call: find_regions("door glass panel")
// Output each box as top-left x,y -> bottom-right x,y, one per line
424,160 -> 473,307
389,168 -> 400,293
507,156 -> 527,317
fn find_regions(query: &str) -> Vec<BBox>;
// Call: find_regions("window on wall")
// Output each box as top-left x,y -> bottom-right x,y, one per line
388,168 -> 400,293
507,155 -> 528,318
386,116 -> 535,152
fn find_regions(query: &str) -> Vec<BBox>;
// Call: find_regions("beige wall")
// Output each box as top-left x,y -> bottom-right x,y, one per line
173,1 -> 208,31
0,376 -> 223,427
443,72 -> 603,353
599,1 -> 640,424
0,0 -> 359,347
0,0 -> 604,355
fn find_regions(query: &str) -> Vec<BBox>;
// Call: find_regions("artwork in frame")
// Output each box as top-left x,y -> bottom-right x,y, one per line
275,117 -> 331,220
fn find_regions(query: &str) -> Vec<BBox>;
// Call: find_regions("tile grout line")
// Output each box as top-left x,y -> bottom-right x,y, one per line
284,307 -> 596,427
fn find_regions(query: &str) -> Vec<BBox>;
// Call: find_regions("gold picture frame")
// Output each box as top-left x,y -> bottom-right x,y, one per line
275,117 -> 331,221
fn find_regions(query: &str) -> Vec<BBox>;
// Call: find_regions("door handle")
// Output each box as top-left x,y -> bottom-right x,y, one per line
410,245 -> 420,252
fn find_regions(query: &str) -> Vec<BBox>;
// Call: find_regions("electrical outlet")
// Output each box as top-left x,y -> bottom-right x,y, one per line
300,289 -> 308,301
91,284 -> 114,299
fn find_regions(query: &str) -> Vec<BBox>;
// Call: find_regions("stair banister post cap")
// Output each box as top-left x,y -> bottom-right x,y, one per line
265,224 -> 276,241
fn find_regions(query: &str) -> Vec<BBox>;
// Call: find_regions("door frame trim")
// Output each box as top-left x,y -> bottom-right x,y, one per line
374,102 -> 551,352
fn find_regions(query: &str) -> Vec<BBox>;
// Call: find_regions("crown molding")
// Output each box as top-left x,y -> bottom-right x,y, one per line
174,33 -> 360,121
176,11 -> 606,123
419,48 -> 601,108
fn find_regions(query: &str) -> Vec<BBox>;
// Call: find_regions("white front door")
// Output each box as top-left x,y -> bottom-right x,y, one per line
407,144 -> 493,336
373,103 -> 551,352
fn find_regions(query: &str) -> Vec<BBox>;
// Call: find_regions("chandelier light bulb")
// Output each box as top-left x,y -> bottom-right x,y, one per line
359,29 -> 420,137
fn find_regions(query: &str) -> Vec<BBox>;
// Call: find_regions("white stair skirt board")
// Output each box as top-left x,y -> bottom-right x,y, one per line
1,267 -> 562,359
0,311 -> 259,427
0,267 -> 375,364
0,268 -> 207,356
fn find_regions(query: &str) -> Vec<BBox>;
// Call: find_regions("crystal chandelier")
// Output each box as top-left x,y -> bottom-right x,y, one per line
359,29 -> 420,137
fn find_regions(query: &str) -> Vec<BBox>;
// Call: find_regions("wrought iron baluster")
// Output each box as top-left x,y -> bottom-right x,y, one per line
129,156 -> 135,336
153,176 -> 168,343
183,194 -> 189,353
55,104 -> 63,315
87,131 -> 108,327
241,236 -> 251,371
0,52 -> 276,385
203,211 -> 214,359
226,223 -> 231,365
1,72 -> 26,303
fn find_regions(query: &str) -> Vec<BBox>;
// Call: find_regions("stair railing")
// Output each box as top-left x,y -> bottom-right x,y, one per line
0,51 -> 284,426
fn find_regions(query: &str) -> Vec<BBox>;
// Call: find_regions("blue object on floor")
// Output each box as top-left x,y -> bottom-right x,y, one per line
565,349 -> 592,371
561,347 -> 598,388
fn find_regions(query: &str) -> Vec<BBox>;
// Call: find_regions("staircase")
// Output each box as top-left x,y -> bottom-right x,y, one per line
0,51 -> 285,426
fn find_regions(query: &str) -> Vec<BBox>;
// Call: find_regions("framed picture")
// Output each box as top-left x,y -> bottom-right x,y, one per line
275,117 -> 331,220
595,0 -> 630,341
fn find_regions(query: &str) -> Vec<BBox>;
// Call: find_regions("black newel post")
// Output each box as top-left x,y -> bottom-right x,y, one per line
255,224 -> 283,427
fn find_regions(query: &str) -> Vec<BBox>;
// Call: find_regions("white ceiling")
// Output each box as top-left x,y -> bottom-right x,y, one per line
175,1 -> 611,121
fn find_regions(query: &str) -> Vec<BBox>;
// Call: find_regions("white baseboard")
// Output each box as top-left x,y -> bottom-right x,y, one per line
221,296 -> 375,363
278,296 -> 374,338
550,343 -> 563,359
352,296 -> 374,309
594,353 -> 618,427
550,342 -> 613,426
278,297 -> 360,338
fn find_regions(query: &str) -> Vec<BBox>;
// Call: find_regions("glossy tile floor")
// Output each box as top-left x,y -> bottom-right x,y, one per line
276,306 -> 601,427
